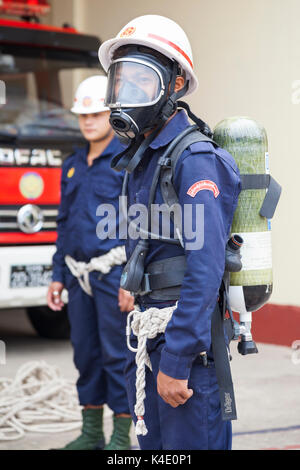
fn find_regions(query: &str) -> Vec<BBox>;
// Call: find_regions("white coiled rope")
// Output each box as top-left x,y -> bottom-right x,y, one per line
126,303 -> 177,436
0,361 -> 81,441
65,245 -> 127,296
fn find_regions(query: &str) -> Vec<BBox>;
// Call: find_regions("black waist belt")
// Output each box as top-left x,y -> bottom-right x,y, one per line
139,256 -> 186,300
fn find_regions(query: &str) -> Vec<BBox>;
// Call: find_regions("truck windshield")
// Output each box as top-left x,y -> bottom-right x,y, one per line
0,45 -> 101,140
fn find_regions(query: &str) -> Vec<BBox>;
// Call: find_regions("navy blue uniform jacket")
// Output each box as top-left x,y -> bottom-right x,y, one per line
52,137 -> 124,284
126,110 -> 241,380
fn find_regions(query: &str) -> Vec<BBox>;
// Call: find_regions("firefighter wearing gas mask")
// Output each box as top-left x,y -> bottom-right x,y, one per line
99,16 -> 241,450
48,76 -> 133,450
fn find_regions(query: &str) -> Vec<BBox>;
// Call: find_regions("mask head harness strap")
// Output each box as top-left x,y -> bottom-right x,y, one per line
177,100 -> 214,138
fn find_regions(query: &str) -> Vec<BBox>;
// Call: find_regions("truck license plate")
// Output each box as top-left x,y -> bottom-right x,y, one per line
10,264 -> 53,288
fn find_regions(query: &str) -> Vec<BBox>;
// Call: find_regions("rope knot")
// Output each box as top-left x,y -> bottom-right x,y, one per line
65,246 -> 126,296
127,303 -> 177,436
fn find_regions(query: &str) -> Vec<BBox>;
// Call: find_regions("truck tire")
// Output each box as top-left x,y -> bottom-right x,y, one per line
27,305 -> 70,339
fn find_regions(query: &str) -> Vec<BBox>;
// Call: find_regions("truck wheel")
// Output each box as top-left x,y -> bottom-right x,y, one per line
27,306 -> 70,339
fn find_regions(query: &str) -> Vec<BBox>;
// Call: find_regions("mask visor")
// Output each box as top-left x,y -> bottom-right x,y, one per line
106,59 -> 164,108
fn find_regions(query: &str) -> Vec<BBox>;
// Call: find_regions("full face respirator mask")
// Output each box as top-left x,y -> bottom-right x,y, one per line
105,46 -> 189,167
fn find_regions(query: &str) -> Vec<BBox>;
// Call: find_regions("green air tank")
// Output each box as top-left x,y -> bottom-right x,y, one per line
214,117 -> 273,318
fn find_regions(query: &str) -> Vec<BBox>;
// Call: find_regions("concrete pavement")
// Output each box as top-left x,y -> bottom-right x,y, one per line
0,308 -> 299,450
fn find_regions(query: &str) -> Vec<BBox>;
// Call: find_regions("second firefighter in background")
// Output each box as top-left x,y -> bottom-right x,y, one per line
47,75 -> 134,451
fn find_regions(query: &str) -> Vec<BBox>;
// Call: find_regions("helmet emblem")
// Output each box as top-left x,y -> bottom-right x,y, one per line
83,96 -> 93,107
120,26 -> 136,37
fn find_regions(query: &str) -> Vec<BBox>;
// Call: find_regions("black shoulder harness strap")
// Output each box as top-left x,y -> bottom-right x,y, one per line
160,128 -> 215,210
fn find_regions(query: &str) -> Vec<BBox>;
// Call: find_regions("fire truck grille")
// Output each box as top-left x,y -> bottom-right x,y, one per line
0,205 -> 58,233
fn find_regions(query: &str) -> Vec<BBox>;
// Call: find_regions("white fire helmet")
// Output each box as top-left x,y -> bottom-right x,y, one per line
71,75 -> 109,114
98,15 -> 198,97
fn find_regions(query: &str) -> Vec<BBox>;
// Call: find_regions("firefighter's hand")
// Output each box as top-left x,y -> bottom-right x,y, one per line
157,370 -> 193,408
47,282 -> 65,311
118,288 -> 135,312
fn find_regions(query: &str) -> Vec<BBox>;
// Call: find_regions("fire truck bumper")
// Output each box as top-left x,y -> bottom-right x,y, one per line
0,245 -> 56,309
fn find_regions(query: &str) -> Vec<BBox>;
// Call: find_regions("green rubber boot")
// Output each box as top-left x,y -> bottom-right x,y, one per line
61,408 -> 105,450
104,416 -> 132,450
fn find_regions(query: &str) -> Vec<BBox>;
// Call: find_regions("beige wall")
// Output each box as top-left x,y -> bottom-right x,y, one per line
48,0 -> 299,306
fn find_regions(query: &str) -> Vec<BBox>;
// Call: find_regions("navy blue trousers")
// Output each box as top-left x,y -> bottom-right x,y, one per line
125,333 -> 232,450
65,265 -> 130,414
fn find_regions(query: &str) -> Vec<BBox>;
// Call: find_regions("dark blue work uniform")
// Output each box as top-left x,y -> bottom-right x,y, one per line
52,137 -> 130,414
125,111 -> 241,449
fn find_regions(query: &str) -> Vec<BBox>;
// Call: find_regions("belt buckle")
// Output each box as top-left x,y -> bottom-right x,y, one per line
138,273 -> 152,296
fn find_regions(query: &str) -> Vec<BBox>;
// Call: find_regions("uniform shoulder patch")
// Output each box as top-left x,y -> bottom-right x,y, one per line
67,167 -> 75,178
187,180 -> 220,198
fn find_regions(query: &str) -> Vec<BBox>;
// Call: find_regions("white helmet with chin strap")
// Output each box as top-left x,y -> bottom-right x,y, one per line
71,75 -> 109,115
98,15 -> 198,97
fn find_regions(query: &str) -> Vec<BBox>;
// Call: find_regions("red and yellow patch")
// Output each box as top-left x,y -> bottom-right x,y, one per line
187,180 -> 220,198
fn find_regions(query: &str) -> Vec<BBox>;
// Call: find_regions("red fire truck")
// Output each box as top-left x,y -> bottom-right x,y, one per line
0,0 -> 102,338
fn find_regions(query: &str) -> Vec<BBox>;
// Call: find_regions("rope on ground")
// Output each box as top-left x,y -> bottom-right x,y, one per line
65,245 -> 127,296
127,303 -> 177,436
0,361 -> 81,441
